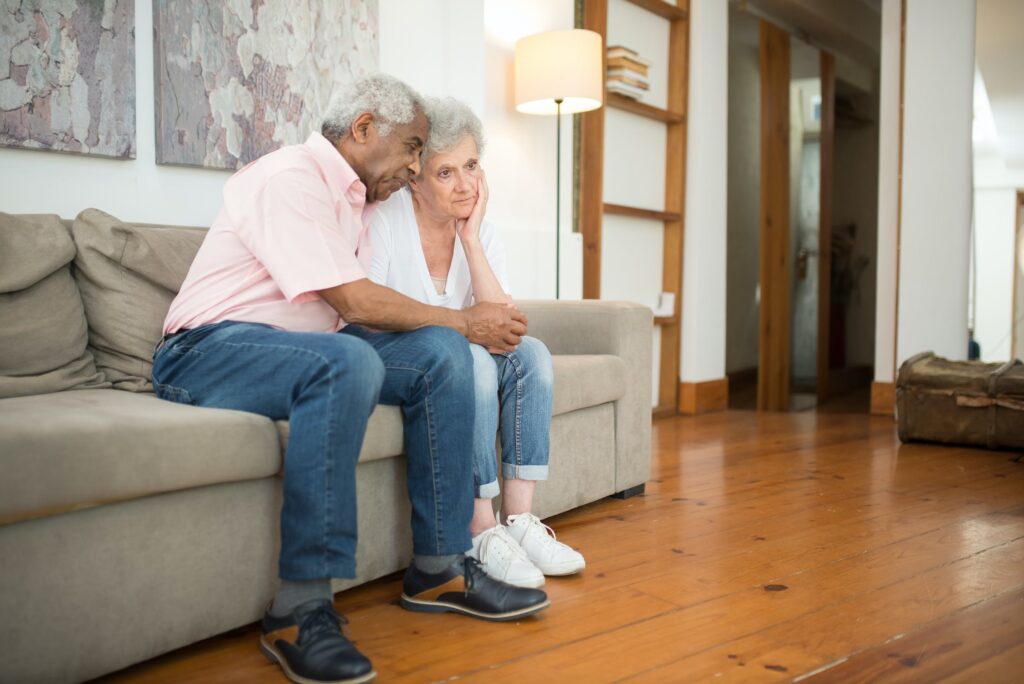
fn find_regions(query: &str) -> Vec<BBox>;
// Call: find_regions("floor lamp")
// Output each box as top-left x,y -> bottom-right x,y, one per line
514,29 -> 603,299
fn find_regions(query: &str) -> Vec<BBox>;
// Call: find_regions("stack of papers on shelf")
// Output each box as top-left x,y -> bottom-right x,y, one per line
606,45 -> 651,101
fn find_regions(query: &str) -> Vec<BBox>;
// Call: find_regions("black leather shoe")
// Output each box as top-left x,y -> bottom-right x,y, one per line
260,600 -> 376,684
400,557 -> 550,621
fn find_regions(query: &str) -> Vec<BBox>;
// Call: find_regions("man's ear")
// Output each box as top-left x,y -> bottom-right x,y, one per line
350,112 -> 375,143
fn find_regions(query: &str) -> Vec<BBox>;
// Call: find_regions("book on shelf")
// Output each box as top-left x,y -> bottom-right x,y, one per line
606,45 -> 651,65
607,71 -> 650,90
606,56 -> 650,77
606,80 -> 647,101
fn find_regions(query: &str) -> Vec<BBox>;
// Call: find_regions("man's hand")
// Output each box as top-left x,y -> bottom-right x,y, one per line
462,302 -> 527,352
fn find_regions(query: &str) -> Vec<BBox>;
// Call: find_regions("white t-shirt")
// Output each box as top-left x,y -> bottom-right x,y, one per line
368,188 -> 510,310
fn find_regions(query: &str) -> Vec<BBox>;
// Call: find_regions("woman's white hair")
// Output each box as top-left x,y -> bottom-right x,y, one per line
321,73 -> 424,141
422,97 -> 486,164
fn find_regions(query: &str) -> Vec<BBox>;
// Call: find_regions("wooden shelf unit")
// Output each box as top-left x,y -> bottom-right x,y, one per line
579,0 -> 690,416
623,0 -> 688,21
606,92 -> 685,123
603,203 -> 682,222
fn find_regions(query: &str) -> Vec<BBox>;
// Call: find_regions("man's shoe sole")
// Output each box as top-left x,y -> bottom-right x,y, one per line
259,637 -> 377,684
399,595 -> 551,621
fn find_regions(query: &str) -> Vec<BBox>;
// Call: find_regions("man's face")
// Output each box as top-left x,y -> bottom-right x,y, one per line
361,110 -> 429,203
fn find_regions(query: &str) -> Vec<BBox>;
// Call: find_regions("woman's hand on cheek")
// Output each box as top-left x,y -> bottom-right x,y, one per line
457,168 -> 488,245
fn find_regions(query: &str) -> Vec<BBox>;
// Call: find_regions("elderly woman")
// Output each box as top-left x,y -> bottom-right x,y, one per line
368,98 -> 585,588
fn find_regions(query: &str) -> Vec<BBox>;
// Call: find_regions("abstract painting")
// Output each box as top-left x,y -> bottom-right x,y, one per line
0,0 -> 136,158
154,0 -> 379,170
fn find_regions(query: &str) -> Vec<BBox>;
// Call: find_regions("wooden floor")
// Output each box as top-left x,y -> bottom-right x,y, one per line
100,410 -> 1024,683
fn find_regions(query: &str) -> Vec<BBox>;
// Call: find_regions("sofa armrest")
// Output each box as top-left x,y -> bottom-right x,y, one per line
515,300 -> 653,493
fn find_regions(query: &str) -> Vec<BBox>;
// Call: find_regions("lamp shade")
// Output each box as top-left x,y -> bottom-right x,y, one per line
514,29 -> 603,115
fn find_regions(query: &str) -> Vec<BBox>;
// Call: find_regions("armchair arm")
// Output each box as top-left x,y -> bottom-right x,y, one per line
515,300 -> 653,492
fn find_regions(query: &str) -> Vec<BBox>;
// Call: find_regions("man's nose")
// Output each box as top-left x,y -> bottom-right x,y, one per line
408,154 -> 422,177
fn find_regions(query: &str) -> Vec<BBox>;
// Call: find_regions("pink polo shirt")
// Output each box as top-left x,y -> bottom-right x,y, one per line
163,132 -> 373,335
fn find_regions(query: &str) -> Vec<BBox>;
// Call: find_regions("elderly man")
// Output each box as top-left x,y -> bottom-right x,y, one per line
154,74 -> 547,684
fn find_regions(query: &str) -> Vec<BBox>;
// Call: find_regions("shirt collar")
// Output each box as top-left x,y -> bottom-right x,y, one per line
304,132 -> 369,211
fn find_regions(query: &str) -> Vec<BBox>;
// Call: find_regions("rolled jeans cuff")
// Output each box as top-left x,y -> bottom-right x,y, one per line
501,464 -> 549,481
477,479 -> 501,499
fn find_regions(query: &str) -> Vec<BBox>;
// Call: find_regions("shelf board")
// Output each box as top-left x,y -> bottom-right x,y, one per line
604,203 -> 682,223
624,0 -> 689,21
654,315 -> 678,327
605,92 -> 685,123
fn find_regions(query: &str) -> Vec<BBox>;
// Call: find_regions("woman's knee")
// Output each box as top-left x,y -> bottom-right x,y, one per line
515,336 -> 554,387
470,344 -> 499,399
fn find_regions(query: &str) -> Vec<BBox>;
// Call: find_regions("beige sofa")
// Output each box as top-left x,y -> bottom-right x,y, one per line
0,209 -> 652,683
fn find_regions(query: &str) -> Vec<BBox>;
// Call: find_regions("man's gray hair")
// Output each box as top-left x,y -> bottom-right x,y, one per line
321,73 -> 424,141
422,97 -> 486,164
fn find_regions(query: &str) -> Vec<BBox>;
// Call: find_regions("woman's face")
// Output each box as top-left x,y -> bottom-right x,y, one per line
412,135 -> 481,220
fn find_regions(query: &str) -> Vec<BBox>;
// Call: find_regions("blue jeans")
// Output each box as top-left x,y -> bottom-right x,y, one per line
152,321 -> 474,582
470,336 -> 554,499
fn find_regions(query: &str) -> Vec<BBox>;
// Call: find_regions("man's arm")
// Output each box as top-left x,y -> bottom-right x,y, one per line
319,279 -> 527,351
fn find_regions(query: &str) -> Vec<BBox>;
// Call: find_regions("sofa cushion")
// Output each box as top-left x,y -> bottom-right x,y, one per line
71,209 -> 207,391
0,213 -> 109,399
552,354 -> 627,416
0,390 -> 280,525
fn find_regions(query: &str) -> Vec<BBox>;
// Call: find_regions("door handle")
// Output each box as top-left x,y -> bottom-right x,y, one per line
797,248 -> 819,280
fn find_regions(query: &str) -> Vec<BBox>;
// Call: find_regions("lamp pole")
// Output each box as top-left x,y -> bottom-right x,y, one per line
555,97 -> 563,300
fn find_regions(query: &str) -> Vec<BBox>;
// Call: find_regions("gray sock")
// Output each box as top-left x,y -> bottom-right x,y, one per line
270,578 -> 333,617
413,554 -> 463,575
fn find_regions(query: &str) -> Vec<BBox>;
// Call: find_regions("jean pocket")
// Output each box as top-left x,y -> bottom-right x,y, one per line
155,382 -> 195,406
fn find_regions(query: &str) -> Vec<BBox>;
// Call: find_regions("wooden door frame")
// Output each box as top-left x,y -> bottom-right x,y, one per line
757,20 -> 791,411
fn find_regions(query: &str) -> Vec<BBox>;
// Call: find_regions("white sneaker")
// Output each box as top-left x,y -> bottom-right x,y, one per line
504,512 -> 586,576
468,524 -> 545,588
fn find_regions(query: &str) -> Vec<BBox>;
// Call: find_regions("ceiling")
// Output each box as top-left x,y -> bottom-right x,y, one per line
975,0 -> 1024,170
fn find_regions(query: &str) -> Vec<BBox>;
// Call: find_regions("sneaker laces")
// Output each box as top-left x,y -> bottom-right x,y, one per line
507,512 -> 559,547
476,525 -> 531,564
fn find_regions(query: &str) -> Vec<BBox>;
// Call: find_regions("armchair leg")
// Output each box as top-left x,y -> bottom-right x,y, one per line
611,483 -> 645,499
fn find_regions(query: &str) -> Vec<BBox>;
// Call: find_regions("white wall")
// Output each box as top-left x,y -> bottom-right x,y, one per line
973,188 -> 1017,361
680,0 -> 728,384
895,0 -> 976,366
973,155 -> 1024,362
0,0 -> 578,302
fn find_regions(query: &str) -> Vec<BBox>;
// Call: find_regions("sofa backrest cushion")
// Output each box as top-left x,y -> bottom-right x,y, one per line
0,213 -> 109,398
71,209 -> 207,391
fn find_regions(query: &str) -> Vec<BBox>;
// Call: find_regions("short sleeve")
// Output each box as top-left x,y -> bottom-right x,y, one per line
480,219 -> 511,295
230,169 -> 367,302
367,212 -> 393,286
